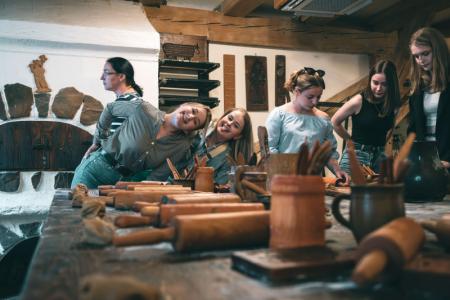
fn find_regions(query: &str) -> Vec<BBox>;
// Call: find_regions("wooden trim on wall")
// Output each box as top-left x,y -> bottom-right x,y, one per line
144,6 -> 397,55
223,54 -> 236,111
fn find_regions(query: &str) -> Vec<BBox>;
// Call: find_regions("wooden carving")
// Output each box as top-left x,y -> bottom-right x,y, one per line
245,56 -> 268,112
162,43 -> 199,61
29,55 -> 51,93
275,55 -> 290,106
160,33 -> 207,62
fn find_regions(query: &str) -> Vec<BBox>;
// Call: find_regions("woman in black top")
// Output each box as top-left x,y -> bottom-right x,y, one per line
331,60 -> 400,173
408,27 -> 450,170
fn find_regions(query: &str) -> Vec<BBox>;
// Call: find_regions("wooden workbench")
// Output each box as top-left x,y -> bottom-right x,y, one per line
20,191 -> 450,299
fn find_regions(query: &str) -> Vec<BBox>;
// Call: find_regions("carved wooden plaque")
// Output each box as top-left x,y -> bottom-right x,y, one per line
0,121 -> 92,171
275,55 -> 290,106
160,33 -> 207,62
223,54 -> 236,111
245,56 -> 268,112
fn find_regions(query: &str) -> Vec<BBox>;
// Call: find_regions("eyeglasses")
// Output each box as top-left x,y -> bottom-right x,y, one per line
102,70 -> 118,76
300,67 -> 325,77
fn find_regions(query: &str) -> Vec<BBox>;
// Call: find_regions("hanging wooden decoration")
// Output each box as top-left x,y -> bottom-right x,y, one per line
275,55 -> 290,106
245,56 -> 268,112
223,54 -> 236,111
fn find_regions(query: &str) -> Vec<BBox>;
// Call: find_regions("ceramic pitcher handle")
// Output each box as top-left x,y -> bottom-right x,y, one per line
331,194 -> 351,229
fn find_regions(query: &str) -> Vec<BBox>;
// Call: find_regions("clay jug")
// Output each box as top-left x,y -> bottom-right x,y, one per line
270,175 -> 325,249
403,141 -> 449,202
195,167 -> 214,192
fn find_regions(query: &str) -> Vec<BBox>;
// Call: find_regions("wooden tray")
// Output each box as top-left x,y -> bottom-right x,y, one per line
231,246 -> 355,284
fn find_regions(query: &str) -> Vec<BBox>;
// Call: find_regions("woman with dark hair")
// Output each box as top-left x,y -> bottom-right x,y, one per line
408,27 -> 450,170
71,57 -> 212,188
192,107 -> 254,184
331,60 -> 400,173
266,67 -> 349,183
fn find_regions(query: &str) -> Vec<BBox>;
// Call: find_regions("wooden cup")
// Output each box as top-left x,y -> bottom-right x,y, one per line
195,167 -> 214,192
270,175 -> 326,249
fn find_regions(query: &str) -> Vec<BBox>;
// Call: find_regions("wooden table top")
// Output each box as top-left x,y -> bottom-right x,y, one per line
20,191 -> 450,300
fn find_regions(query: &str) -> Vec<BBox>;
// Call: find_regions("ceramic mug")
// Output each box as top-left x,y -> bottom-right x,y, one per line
331,184 -> 405,242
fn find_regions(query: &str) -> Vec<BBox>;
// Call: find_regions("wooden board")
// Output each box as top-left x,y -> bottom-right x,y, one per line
402,252 -> 450,297
160,33 -> 207,62
232,246 -> 355,284
245,56 -> 268,112
223,54 -> 236,111
275,55 -> 289,107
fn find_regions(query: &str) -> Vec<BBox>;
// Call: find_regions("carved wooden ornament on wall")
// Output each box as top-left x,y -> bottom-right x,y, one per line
245,56 -> 268,112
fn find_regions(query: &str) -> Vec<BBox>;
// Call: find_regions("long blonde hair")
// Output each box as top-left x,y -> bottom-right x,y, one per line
409,27 -> 450,94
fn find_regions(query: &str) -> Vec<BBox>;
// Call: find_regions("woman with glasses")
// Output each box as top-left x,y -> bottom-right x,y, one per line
71,57 -> 212,188
407,27 -> 450,170
331,60 -> 400,173
266,67 -> 349,183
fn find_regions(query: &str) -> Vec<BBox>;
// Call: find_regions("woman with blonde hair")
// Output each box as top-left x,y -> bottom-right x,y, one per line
408,27 -> 450,170
191,107 -> 254,184
266,67 -> 349,183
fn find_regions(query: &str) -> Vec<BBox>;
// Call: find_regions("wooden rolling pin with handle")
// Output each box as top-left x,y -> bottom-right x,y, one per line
113,189 -> 194,209
115,203 -> 265,228
352,217 -> 425,286
113,211 -> 270,252
161,193 -> 241,204
421,217 -> 450,250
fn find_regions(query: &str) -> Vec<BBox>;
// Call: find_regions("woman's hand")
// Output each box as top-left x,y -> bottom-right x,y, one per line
334,169 -> 350,186
84,144 -> 99,158
441,160 -> 450,169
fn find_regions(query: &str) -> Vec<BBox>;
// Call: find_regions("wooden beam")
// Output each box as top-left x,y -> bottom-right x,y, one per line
274,0 -> 289,10
220,0 -> 265,17
144,6 -> 397,55
368,0 -> 450,33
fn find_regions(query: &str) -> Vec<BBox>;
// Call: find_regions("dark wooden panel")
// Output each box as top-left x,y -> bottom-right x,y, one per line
245,56 -> 268,112
0,121 -> 92,171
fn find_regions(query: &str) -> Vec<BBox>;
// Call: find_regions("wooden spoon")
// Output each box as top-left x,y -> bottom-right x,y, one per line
393,133 -> 416,182
347,140 -> 366,185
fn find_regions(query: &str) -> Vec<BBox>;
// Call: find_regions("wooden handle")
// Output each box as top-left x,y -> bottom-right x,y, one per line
132,201 -> 158,212
162,193 -> 241,204
347,140 -> 366,185
140,206 -> 161,217
352,250 -> 388,286
241,179 -> 268,195
114,215 -> 153,228
393,133 -> 416,181
257,126 -> 269,159
113,227 -> 175,247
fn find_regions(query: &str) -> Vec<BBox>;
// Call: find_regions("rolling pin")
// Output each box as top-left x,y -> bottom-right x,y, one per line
114,181 -> 167,189
352,217 -> 425,286
132,201 -> 159,212
113,190 -> 194,210
161,193 -> 241,204
113,211 -> 270,252
115,203 -> 265,228
127,185 -> 189,191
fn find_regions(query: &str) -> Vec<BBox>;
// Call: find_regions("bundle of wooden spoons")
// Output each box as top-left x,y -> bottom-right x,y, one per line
296,140 -> 333,176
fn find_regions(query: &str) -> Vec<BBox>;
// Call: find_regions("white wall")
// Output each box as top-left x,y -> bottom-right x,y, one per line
208,43 -> 369,141
0,0 -> 160,219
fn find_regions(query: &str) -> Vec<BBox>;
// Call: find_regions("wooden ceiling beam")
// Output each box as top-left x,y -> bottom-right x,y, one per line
145,6 -> 396,55
368,0 -> 450,33
220,0 -> 265,17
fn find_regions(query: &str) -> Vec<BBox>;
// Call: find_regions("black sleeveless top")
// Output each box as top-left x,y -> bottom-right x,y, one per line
351,94 -> 394,146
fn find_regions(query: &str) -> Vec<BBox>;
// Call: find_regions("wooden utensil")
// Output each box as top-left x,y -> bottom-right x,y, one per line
296,143 -> 309,175
161,193 -> 241,204
113,211 -> 270,252
421,218 -> 450,250
352,217 -> 425,286
241,179 -> 269,195
346,140 -> 366,185
257,126 -> 270,167
115,215 -> 153,228
393,133 -> 416,182
113,189 -> 194,210
139,202 -> 265,227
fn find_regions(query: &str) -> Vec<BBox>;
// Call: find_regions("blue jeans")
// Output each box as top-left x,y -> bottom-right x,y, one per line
71,151 -> 122,189
339,142 -> 385,174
